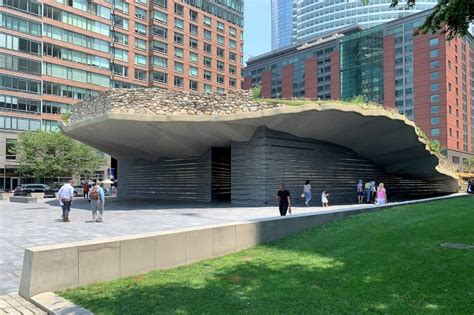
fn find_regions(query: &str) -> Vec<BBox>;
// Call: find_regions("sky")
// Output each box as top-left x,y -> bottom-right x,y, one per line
243,0 -> 272,64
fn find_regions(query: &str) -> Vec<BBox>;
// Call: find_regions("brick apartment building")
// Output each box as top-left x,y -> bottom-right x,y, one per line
0,0 -> 244,190
244,10 -> 473,165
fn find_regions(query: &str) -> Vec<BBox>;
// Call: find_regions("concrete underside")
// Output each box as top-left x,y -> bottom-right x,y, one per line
61,104 -> 459,200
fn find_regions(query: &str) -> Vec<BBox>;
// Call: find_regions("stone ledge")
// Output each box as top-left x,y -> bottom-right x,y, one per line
9,197 -> 37,204
30,292 -> 92,315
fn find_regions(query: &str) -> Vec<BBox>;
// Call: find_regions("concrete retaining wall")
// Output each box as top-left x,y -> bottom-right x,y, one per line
19,195 -> 463,298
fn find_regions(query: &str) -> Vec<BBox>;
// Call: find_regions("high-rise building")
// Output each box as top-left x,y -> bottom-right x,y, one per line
244,10 -> 474,164
0,0 -> 244,190
271,0 -> 437,50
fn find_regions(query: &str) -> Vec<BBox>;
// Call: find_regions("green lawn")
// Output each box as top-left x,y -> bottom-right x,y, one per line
59,197 -> 474,314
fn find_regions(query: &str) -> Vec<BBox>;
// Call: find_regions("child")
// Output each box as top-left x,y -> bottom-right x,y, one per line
321,190 -> 330,207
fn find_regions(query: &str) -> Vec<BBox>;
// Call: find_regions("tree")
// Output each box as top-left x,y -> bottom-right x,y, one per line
390,0 -> 473,39
252,85 -> 262,99
13,131 -> 105,179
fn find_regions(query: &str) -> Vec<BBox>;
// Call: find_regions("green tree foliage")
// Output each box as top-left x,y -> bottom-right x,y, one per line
13,131 -> 104,179
429,139 -> 441,152
348,95 -> 366,104
390,0 -> 473,39
252,85 -> 262,99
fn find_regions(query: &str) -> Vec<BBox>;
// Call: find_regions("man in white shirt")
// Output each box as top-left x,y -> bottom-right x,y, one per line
58,180 -> 74,222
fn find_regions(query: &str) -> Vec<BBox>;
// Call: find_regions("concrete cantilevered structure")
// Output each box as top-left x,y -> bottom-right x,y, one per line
61,89 -> 459,205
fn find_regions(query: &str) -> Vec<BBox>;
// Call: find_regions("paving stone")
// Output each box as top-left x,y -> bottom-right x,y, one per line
0,194 -> 465,295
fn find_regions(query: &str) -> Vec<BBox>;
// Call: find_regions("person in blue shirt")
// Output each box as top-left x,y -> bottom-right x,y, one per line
88,180 -> 105,222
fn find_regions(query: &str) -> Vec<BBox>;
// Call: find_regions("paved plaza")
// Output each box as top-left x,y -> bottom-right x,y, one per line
0,195 -> 464,296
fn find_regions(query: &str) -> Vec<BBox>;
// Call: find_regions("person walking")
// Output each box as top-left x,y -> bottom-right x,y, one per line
321,190 -> 330,207
370,179 -> 377,203
82,181 -> 89,200
467,179 -> 472,194
89,181 -> 105,222
57,180 -> 74,222
364,179 -> 372,203
376,183 -> 387,205
277,183 -> 291,216
303,180 -> 312,206
356,179 -> 364,204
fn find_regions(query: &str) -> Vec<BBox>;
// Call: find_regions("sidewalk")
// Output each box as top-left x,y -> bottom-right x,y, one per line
0,294 -> 46,315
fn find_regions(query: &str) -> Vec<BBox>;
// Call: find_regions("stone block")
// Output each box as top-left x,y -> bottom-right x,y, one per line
9,197 -> 36,204
155,232 -> 186,269
185,228 -> 213,264
19,247 -> 78,298
212,225 -> 236,257
78,241 -> 120,286
30,193 -> 45,199
120,236 -> 156,277
0,192 -> 13,201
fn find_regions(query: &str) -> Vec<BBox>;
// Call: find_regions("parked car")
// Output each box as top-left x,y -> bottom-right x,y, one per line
14,184 -> 57,198
73,186 -> 84,197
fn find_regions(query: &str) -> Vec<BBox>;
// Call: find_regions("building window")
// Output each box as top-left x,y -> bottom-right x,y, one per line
203,16 -> 211,26
135,8 -> 147,19
189,24 -> 198,36
189,38 -> 198,49
189,10 -> 198,22
217,48 -> 224,58
431,105 -> 440,114
113,32 -> 129,45
112,64 -> 128,76
217,74 -> 224,84
229,52 -> 236,62
204,84 -> 212,93
135,38 -> 147,50
174,47 -> 183,59
189,66 -> 198,77
153,26 -> 167,38
174,3 -> 183,15
153,10 -> 167,24
431,117 -> 440,125
204,57 -> 212,67
134,69 -> 146,81
429,38 -> 438,46
203,70 -> 211,80
174,18 -> 183,30
204,30 -> 212,40
174,76 -> 183,87
429,60 -> 439,69
430,95 -> 440,102
217,21 -> 224,32
229,39 -> 236,49
217,35 -> 225,45
189,52 -> 198,63
431,128 -> 440,137
174,33 -> 184,44
152,56 -> 167,68
217,61 -> 224,71
154,0 -> 167,9
152,71 -> 167,83
204,43 -> 212,54
189,80 -> 198,90
430,72 -> 439,80
134,54 -> 147,66
229,77 -> 236,87
153,41 -> 167,53
5,139 -> 16,160
113,15 -> 129,30
229,26 -> 236,37
135,23 -> 147,35
430,83 -> 439,92
452,156 -> 460,164
430,49 -> 438,58
174,62 -> 183,73
229,65 -> 236,75
113,49 -> 129,63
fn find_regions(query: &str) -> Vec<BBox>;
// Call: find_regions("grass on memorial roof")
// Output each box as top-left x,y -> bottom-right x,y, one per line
260,98 -> 384,109
58,197 -> 474,314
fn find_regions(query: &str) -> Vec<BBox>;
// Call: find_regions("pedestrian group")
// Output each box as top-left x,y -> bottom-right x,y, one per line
276,179 -> 388,216
57,180 -> 106,223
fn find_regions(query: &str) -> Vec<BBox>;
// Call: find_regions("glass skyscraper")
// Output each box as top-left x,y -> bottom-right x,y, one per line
272,0 -> 438,49
271,0 -> 293,49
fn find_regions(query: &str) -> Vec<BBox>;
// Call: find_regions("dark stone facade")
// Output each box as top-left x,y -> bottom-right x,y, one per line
118,127 -> 451,205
